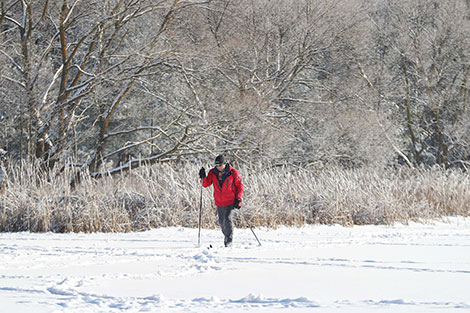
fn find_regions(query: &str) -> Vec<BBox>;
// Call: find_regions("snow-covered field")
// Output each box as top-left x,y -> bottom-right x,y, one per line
1,218 -> 470,313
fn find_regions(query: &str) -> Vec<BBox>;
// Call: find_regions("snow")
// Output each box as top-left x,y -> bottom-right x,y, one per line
1,218 -> 470,312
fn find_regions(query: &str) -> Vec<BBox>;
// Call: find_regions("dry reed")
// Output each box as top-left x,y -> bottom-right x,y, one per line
0,161 -> 469,232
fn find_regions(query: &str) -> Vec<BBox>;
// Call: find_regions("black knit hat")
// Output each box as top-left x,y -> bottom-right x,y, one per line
215,155 -> 225,166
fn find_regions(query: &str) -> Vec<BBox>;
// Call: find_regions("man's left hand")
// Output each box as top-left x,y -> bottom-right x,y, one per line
234,199 -> 242,209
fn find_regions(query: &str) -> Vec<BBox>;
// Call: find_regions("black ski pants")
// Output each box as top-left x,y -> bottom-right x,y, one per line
217,205 -> 234,246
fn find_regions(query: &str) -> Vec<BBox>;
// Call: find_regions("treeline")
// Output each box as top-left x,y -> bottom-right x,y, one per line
1,0 -> 470,175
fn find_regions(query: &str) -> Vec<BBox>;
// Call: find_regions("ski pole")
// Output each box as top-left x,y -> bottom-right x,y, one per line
241,211 -> 261,246
198,178 -> 203,246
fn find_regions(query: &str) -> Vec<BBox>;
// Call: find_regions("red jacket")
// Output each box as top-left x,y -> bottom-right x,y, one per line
202,164 -> 243,207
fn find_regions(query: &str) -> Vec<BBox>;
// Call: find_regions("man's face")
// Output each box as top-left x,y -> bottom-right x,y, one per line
216,164 -> 225,171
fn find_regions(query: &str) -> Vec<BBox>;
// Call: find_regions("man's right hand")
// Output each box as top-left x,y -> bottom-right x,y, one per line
199,167 -> 206,179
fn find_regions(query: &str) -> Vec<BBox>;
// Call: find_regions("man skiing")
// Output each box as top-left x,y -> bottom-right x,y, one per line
199,155 -> 243,247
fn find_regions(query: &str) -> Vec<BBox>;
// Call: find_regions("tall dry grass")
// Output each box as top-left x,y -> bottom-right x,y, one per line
0,161 -> 469,232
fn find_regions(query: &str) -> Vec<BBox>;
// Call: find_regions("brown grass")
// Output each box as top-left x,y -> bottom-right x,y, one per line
0,162 -> 469,232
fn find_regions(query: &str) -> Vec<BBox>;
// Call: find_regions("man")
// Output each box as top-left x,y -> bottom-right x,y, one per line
199,155 -> 243,247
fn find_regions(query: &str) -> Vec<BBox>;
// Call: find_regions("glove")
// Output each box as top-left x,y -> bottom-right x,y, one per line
199,167 -> 206,179
234,199 -> 242,209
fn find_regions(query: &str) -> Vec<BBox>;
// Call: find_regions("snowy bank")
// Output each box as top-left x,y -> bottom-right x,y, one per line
1,217 -> 470,312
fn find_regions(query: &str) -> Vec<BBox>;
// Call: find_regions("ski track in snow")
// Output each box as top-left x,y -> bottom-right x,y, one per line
1,217 -> 470,312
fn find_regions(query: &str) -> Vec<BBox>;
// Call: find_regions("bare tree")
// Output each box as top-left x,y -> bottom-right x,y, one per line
178,0 -> 381,166
1,0 -> 211,183
365,0 -> 470,167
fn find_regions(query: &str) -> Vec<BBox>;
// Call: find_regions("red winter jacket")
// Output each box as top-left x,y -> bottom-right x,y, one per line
202,164 -> 243,207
